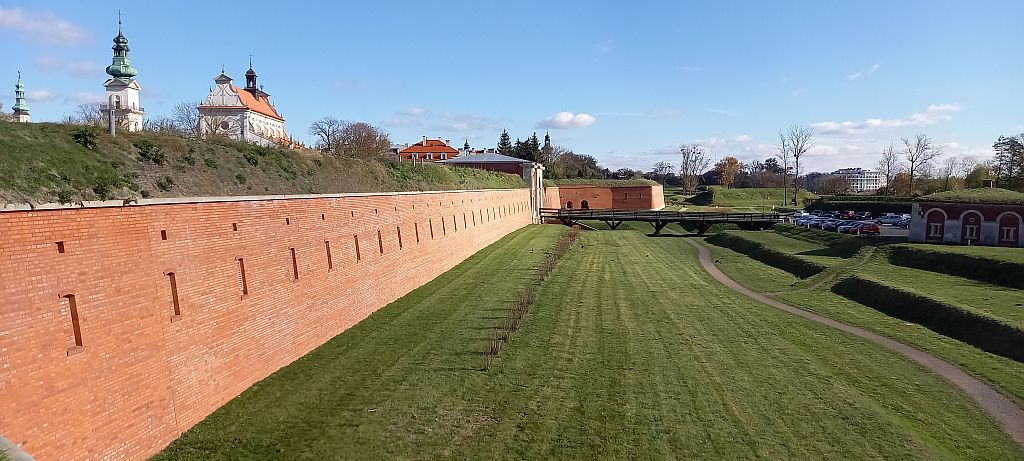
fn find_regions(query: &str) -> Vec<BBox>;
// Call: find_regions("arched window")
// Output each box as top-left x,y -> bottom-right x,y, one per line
960,211 -> 983,244
925,209 -> 945,243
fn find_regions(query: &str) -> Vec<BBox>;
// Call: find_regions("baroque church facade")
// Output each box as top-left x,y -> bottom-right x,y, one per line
198,63 -> 297,147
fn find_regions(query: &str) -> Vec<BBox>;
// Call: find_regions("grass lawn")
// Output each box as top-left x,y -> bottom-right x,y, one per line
154,225 -> 1021,460
705,235 -> 1024,406
856,256 -> 1024,330
709,186 -> 817,208
899,243 -> 1024,264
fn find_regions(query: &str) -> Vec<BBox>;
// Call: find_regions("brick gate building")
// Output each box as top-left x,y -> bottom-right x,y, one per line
909,188 -> 1024,247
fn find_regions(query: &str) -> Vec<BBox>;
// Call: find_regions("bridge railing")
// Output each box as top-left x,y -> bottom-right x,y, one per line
539,208 -> 783,222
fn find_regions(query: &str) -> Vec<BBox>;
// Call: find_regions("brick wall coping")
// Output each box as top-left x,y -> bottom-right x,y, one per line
0,188 -> 528,214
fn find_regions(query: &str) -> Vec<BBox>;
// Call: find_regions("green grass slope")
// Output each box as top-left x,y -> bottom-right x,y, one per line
0,121 -> 525,205
705,229 -> 1024,404
154,226 -> 1021,460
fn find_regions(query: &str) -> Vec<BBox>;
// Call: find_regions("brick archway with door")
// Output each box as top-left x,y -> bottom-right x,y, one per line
960,210 -> 983,244
925,209 -> 945,243
997,212 -> 1021,247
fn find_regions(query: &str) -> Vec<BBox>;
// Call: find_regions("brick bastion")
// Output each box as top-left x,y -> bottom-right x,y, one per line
0,188 -> 531,460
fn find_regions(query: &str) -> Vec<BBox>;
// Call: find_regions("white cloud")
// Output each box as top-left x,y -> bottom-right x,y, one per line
536,112 -> 596,129
403,106 -> 425,116
847,63 -> 880,81
26,89 -> 54,102
63,92 -> 105,105
734,134 -> 753,142
811,104 -> 961,135
34,56 -> 102,79
0,8 -> 89,45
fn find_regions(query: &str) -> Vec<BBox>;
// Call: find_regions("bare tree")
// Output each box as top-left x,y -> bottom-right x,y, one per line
940,155 -> 966,191
336,122 -> 391,158
679,144 -> 711,192
902,134 -> 942,195
652,161 -> 673,184
776,132 -> 791,205
172,100 -> 202,138
876,143 -> 902,196
74,103 -> 104,125
143,116 -> 181,134
309,117 -> 346,153
783,125 -> 813,205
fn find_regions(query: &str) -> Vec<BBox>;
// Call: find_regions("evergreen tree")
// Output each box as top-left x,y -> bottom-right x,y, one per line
497,129 -> 513,155
511,138 -> 527,160
527,132 -> 542,162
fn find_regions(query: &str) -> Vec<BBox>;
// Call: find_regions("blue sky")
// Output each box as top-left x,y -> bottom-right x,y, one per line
3,1 -> 1022,172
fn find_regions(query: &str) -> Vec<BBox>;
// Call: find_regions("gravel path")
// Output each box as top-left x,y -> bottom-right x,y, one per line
685,237 -> 1024,447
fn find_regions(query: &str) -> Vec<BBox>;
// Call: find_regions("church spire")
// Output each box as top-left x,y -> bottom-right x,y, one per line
13,71 -> 29,113
105,13 -> 138,79
245,55 -> 258,89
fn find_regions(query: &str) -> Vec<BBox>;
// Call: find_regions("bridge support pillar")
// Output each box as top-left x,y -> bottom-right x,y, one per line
696,222 -> 710,235
604,220 -> 622,230
652,221 -> 668,235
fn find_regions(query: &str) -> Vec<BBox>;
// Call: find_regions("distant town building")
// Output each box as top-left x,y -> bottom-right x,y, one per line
830,168 -> 884,193
198,61 -> 299,148
102,19 -> 144,132
12,71 -> 29,123
398,137 -> 459,162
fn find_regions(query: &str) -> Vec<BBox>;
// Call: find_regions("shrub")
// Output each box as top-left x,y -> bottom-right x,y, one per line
806,198 -> 911,215
706,232 -> 826,278
156,176 -> 174,191
203,158 -> 218,169
235,174 -> 247,185
888,246 -> 1024,289
133,138 -> 166,165
832,276 -> 1024,362
71,127 -> 99,150
243,152 -> 259,167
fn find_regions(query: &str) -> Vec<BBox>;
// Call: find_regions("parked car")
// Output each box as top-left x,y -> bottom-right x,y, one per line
842,222 -> 881,235
839,210 -> 857,219
822,219 -> 844,231
836,221 -> 862,233
875,213 -> 903,225
855,212 -> 872,220
810,210 -> 824,216
895,217 -> 911,229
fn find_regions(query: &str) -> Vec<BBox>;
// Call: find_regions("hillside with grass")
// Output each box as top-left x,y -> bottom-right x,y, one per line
0,121 -> 525,206
674,186 -> 817,212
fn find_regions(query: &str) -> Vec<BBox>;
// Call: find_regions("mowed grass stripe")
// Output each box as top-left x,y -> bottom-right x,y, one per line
155,226 -> 1022,460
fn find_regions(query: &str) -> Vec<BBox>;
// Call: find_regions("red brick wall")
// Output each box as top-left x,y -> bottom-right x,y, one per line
552,184 -> 665,210
0,189 -> 531,461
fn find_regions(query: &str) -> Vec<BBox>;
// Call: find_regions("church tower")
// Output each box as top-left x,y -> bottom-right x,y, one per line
12,71 -> 30,123
102,16 -> 143,132
541,131 -> 554,163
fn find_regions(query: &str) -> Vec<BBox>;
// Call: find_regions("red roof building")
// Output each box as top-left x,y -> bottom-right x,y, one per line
398,138 -> 459,162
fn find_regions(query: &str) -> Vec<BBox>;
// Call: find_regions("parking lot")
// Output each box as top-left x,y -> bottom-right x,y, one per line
788,212 -> 910,239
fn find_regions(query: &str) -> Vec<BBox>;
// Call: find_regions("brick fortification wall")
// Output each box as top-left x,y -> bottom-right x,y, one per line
550,184 -> 665,210
0,189 -> 531,461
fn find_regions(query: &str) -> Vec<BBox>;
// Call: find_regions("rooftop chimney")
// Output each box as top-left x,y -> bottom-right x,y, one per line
422,135 -> 427,145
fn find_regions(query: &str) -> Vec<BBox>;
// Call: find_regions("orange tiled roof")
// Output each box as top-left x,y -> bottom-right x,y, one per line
232,86 -> 284,121
399,139 -> 459,154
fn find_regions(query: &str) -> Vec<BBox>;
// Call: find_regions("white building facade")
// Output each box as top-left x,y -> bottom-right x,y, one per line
830,168 -> 884,193
198,65 -> 288,147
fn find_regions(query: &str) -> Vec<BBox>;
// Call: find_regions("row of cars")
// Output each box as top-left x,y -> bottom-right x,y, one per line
789,210 -> 884,235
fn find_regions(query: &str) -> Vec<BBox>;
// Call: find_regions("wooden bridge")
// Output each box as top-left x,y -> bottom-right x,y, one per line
540,208 -> 786,234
